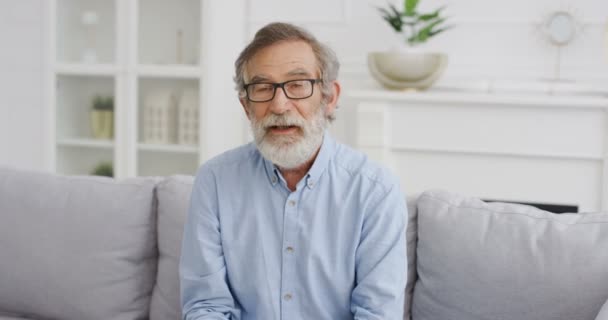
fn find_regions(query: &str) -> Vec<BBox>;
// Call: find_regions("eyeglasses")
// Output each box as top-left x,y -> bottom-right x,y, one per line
243,79 -> 321,103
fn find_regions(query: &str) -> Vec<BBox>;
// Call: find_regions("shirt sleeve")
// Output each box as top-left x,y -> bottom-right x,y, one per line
350,180 -> 408,320
180,164 -> 239,320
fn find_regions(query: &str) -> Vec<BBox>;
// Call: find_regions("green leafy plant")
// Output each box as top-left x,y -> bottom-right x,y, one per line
92,95 -> 114,111
91,162 -> 113,177
378,0 -> 451,46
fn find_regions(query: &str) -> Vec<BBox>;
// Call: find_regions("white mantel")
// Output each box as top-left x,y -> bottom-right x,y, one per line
346,87 -> 608,212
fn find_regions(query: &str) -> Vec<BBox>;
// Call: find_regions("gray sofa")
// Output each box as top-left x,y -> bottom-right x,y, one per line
1,167 -> 607,320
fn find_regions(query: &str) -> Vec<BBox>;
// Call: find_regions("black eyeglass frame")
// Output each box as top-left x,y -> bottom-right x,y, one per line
243,79 -> 322,103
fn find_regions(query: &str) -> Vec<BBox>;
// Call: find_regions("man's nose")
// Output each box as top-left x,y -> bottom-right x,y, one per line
268,86 -> 292,114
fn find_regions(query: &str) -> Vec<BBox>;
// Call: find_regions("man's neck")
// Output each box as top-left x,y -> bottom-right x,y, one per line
277,147 -> 321,191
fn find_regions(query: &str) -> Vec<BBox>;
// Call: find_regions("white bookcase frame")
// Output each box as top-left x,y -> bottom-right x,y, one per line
46,0 -> 247,178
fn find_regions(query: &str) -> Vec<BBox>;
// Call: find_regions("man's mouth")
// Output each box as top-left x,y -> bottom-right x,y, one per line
267,125 -> 299,134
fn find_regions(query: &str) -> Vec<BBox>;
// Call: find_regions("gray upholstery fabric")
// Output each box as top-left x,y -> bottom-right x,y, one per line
404,194 -> 418,320
412,190 -> 608,320
596,298 -> 608,320
149,175 -> 194,320
0,312 -> 31,320
0,167 -> 158,320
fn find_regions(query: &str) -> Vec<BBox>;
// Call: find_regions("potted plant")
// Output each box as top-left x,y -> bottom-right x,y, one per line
91,161 -> 113,177
368,0 -> 451,90
90,95 -> 114,139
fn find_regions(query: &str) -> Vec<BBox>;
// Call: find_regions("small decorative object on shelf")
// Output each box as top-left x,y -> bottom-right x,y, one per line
143,90 -> 179,144
176,29 -> 184,64
537,6 -> 584,86
90,95 -> 114,139
81,10 -> 99,64
178,88 -> 199,146
369,0 -> 451,91
91,161 -> 113,177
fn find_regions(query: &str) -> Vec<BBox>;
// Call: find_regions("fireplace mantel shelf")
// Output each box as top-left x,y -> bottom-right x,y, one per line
345,88 -> 608,110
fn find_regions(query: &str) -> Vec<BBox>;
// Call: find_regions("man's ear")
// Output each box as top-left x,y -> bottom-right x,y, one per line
325,80 -> 341,116
239,97 -> 251,119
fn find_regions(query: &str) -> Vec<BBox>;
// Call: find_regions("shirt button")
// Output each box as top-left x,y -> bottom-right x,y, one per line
286,246 -> 294,253
307,181 -> 314,187
283,293 -> 292,301
271,176 -> 277,184
288,200 -> 296,207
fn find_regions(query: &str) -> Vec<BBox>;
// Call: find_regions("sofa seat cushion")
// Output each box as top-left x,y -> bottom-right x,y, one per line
150,175 -> 194,320
596,298 -> 608,320
0,168 -> 158,320
412,190 -> 608,320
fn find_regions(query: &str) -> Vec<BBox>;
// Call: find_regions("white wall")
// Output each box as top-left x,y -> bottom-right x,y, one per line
247,0 -> 608,79
0,0 -> 46,171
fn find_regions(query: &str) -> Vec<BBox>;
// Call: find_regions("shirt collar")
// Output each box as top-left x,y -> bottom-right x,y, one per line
262,131 -> 336,189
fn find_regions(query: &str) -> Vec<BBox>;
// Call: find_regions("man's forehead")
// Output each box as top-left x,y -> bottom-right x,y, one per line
248,68 -> 315,82
244,41 -> 319,82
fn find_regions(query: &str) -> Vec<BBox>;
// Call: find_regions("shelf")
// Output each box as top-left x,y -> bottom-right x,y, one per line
138,143 -> 198,154
56,63 -> 202,78
138,0 -> 200,66
344,87 -> 608,109
56,0 -> 116,64
56,146 -> 113,176
389,145 -> 603,162
50,0 -> 243,178
57,138 -> 114,149
137,64 -> 202,78
56,75 -> 114,140
55,63 -> 118,76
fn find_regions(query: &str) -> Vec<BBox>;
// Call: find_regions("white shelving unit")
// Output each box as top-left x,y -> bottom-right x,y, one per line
46,0 -> 247,178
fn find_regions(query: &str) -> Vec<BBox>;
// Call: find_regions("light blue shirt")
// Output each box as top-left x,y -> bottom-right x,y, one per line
180,133 -> 407,320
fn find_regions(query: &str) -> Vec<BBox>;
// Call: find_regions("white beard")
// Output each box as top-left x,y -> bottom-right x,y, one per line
250,105 -> 328,169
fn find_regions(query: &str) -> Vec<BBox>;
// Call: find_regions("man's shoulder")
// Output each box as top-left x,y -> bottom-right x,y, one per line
197,142 -> 258,174
332,142 -> 399,193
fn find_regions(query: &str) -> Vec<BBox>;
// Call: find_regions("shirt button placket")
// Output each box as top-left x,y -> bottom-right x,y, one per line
281,195 -> 298,319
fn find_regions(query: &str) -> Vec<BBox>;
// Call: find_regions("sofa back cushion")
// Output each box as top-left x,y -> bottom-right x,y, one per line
0,168 -> 158,320
149,175 -> 193,320
411,190 -> 608,320
404,194 -> 419,320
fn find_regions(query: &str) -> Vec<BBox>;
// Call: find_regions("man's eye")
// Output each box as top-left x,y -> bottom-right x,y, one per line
287,82 -> 304,89
253,85 -> 273,93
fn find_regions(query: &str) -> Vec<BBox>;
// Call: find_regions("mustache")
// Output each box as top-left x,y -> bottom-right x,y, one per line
260,113 -> 306,129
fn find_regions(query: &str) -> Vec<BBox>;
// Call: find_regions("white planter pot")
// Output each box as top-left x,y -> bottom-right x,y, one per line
368,51 -> 448,90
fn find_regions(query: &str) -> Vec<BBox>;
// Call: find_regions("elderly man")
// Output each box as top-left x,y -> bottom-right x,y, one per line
180,22 -> 407,320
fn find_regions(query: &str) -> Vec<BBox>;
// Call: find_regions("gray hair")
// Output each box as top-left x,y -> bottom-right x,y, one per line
234,22 -> 340,119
